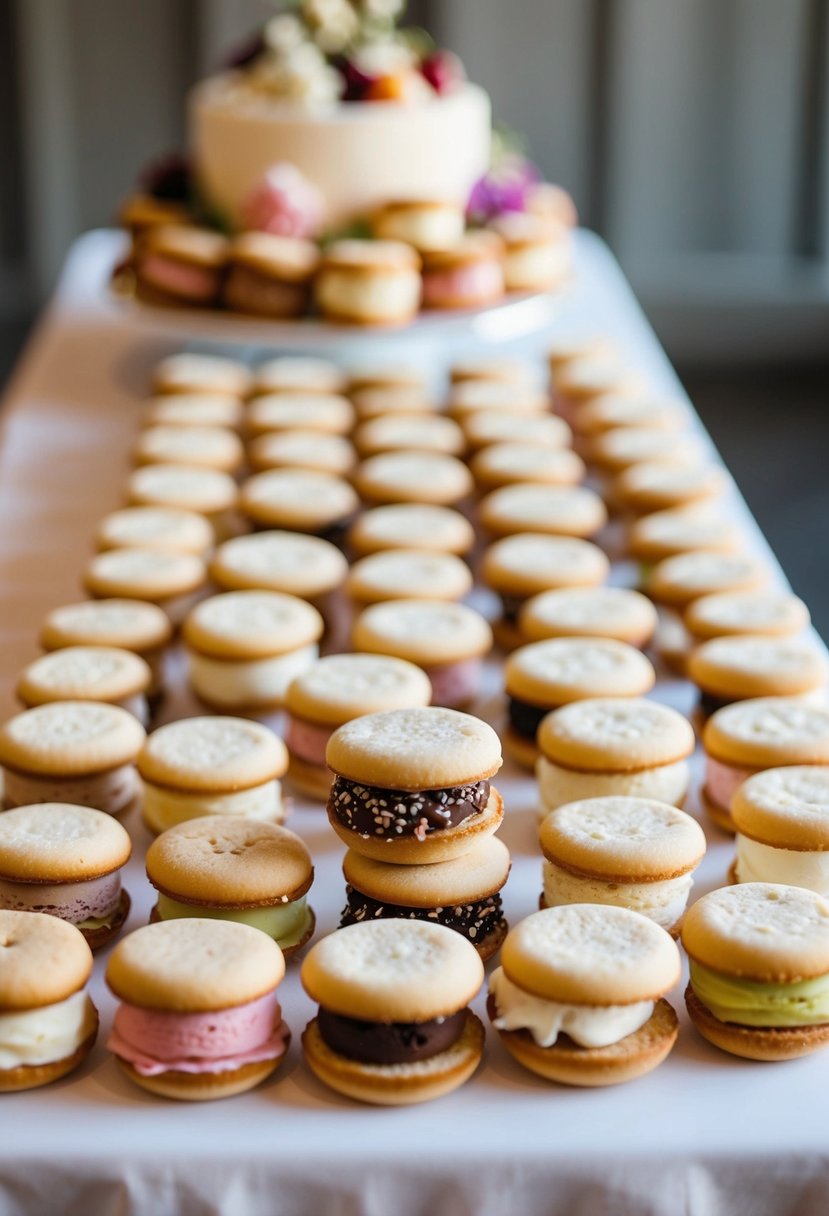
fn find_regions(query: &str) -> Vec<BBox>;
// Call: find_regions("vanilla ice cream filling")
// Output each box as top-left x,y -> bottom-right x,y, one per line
188,643 -> 318,708
142,779 -> 283,833
156,892 -> 310,946
0,990 -> 97,1070
489,967 -> 653,1049
0,872 -> 121,925
3,764 -> 138,816
541,860 -> 693,930
735,835 -> 829,893
504,242 -> 569,289
536,755 -> 690,817
317,269 -> 421,321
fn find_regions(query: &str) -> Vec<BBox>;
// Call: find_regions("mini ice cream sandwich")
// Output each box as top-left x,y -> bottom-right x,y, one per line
183,590 -> 322,713
126,464 -> 240,541
348,504 -> 474,559
240,469 -> 359,545
224,231 -> 319,318
354,451 -> 473,508
481,533 -> 609,651
84,548 -> 207,627
152,353 -> 251,399
470,443 -> 585,492
352,600 -> 492,708
536,697 -> 695,816
688,635 -> 827,722
106,918 -> 290,1099
340,836 -> 510,960
0,702 -> 145,816
0,803 -> 132,948
373,200 -> 465,252
346,549 -> 472,607
628,505 -> 742,568
463,411 -> 572,453
479,484 -> 608,541
539,796 -> 705,933
685,590 -> 810,644
0,911 -> 98,1092
142,392 -> 244,432
135,225 -> 228,308
701,698 -> 829,832
132,426 -> 244,476
488,213 -> 571,292
731,766 -> 829,891
245,392 -> 354,438
146,816 -> 314,954
16,646 -> 152,725
315,239 -> 422,326
253,356 -> 345,397
353,413 -> 465,459
284,654 -> 432,801
504,639 -> 656,768
95,506 -> 214,557
420,231 -> 504,310
138,716 -> 288,834
301,919 -> 485,1104
40,599 -> 171,704
520,586 -> 657,650
683,883 -> 829,1060
248,431 -> 356,477
488,905 -> 680,1086
325,707 -> 503,864
209,531 -> 347,611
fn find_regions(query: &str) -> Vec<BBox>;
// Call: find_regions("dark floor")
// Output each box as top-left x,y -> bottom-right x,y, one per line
1,319 -> 827,640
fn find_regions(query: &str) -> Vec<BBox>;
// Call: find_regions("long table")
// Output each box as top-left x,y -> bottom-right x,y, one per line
0,229 -> 826,1216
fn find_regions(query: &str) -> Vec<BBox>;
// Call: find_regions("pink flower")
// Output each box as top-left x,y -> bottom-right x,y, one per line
242,163 -> 324,239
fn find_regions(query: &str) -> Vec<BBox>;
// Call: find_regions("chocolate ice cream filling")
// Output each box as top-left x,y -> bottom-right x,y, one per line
339,885 -> 505,946
316,1005 -> 468,1064
329,777 -> 490,839
507,696 -> 551,741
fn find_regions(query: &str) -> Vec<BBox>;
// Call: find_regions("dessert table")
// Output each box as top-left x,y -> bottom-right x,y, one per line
0,228 -> 827,1216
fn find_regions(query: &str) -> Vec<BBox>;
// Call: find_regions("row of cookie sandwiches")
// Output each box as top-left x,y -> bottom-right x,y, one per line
9,875 -> 829,1101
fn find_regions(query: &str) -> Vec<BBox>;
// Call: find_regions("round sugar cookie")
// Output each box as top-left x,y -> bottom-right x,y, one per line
520,587 -> 657,647
343,836 -> 511,909
539,797 -> 705,882
138,717 -> 287,793
246,392 -> 354,437
210,532 -> 347,598
731,766 -> 829,851
326,707 -> 502,790
479,483 -> 607,539
41,599 -> 172,654
0,910 -> 93,1010
352,599 -> 492,667
248,431 -> 355,476
537,698 -> 695,772
17,647 -> 151,709
240,469 -> 358,532
688,635 -> 826,699
286,654 -> 432,727
646,551 -> 770,608
347,550 -> 472,605
127,464 -> 239,515
482,534 -> 609,599
682,882 -> 829,984
0,803 -> 131,882
348,504 -> 474,557
0,702 -> 146,777
301,919 -> 484,1023
686,591 -> 810,641
505,639 -> 655,707
106,918 -> 285,1011
354,451 -> 473,507
501,904 -> 680,1005
703,699 -> 829,768
95,507 -> 214,556
153,353 -> 251,398
183,591 -> 322,660
253,356 -> 345,397
84,548 -> 206,602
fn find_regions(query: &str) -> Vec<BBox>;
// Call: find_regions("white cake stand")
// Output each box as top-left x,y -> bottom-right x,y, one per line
103,229 -> 566,361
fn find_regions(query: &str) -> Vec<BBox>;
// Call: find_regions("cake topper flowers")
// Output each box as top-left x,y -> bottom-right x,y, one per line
227,0 -> 464,106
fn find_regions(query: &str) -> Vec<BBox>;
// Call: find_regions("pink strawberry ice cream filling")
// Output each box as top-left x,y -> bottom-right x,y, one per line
705,754 -> 759,811
0,871 -> 121,923
108,991 -> 288,1076
285,715 -> 334,768
424,657 -> 482,708
422,261 -> 503,308
140,253 -> 221,302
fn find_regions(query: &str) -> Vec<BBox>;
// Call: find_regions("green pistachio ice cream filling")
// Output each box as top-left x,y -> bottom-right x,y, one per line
690,960 -> 829,1028
157,892 -> 310,946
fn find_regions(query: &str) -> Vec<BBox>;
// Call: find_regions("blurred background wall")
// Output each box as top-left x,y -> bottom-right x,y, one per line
1,0 -> 828,631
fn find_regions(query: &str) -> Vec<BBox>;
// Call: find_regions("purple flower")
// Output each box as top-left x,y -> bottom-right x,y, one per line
466,154 -> 541,224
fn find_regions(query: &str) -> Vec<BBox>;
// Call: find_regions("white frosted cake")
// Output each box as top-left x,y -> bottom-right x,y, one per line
191,75 -> 491,229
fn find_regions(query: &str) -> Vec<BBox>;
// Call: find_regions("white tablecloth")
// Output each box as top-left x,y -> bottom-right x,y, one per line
0,230 -> 826,1216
